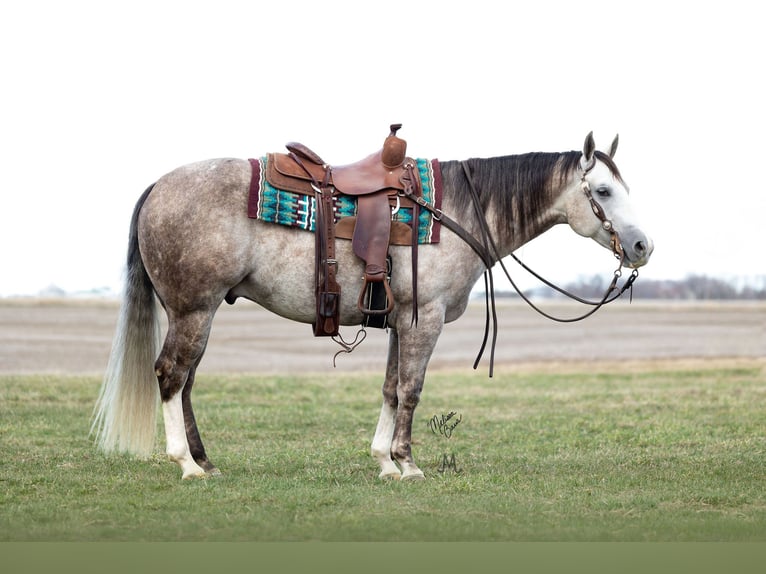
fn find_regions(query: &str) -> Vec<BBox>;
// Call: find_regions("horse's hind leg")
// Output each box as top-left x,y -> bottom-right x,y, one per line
155,308 -> 216,479
182,361 -> 220,476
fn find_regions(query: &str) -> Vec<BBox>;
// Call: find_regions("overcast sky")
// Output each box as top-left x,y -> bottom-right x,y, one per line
1,1 -> 763,296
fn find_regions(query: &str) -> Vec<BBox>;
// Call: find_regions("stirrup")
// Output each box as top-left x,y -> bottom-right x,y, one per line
357,278 -> 394,316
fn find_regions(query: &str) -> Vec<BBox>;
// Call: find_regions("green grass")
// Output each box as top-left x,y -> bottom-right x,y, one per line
1,363 -> 765,541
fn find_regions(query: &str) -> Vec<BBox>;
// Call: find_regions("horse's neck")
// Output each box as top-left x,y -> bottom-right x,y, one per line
442,155 -> 574,258
508,197 -> 568,252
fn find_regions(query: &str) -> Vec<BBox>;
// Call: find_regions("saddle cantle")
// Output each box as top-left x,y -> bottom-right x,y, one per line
262,124 -> 424,336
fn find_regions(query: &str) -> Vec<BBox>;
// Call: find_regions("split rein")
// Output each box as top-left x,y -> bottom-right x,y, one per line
398,159 -> 639,377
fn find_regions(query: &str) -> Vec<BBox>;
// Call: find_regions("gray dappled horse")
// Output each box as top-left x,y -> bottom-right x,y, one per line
92,132 -> 653,480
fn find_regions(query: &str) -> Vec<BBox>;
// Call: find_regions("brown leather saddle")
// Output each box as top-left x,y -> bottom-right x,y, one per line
263,124 -> 424,337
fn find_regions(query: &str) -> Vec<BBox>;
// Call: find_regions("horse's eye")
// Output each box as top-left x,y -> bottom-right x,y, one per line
596,186 -> 611,197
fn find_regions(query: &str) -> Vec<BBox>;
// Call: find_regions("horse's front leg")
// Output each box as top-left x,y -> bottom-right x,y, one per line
390,312 -> 443,481
371,330 -> 402,480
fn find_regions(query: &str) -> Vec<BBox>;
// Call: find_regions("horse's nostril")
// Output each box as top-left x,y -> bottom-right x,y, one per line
635,240 -> 646,254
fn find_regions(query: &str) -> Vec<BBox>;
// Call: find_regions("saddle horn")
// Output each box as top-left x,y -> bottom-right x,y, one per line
382,123 -> 407,169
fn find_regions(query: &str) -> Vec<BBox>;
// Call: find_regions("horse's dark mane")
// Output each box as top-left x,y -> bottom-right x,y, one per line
441,150 -> 622,242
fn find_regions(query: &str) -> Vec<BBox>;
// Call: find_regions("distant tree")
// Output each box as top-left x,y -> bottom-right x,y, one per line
559,274 -> 765,300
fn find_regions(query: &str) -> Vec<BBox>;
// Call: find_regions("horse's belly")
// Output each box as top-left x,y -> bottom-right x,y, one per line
228,231 -> 370,325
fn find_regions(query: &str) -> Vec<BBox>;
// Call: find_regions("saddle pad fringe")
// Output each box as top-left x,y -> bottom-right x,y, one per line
248,157 -> 442,245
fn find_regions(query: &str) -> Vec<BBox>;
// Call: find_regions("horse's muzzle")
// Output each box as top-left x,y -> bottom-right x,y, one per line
622,229 -> 654,268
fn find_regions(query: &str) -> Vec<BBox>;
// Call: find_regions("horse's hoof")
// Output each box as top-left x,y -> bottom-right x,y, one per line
181,463 -> 208,480
181,470 -> 208,480
401,469 -> 425,481
378,471 -> 402,481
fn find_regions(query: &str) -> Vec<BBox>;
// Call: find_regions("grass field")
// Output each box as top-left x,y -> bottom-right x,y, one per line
1,360 -> 765,541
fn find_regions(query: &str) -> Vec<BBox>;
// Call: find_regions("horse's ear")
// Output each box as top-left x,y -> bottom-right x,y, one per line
607,134 -> 619,159
581,131 -> 596,170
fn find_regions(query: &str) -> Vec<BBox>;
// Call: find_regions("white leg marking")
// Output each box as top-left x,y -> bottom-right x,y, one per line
371,403 -> 401,480
162,393 -> 206,479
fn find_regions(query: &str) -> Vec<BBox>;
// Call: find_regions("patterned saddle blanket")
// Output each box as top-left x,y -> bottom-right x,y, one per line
247,156 -> 443,245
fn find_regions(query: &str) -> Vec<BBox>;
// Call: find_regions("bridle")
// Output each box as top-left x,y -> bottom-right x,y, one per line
399,156 -> 639,377
503,158 -> 639,320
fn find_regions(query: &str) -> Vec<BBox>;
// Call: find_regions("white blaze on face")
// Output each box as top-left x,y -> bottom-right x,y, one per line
559,158 -> 653,267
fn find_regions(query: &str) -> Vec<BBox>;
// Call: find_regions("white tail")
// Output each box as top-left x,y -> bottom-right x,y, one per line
91,186 -> 160,457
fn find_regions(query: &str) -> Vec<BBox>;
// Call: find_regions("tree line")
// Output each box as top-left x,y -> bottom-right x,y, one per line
558,274 -> 766,300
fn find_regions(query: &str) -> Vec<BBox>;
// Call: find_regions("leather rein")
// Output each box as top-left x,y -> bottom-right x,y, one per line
398,158 -> 639,377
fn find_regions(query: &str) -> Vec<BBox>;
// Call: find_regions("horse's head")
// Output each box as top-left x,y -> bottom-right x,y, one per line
561,132 -> 654,268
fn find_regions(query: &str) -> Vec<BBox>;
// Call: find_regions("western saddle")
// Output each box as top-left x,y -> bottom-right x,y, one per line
264,124 -> 424,337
